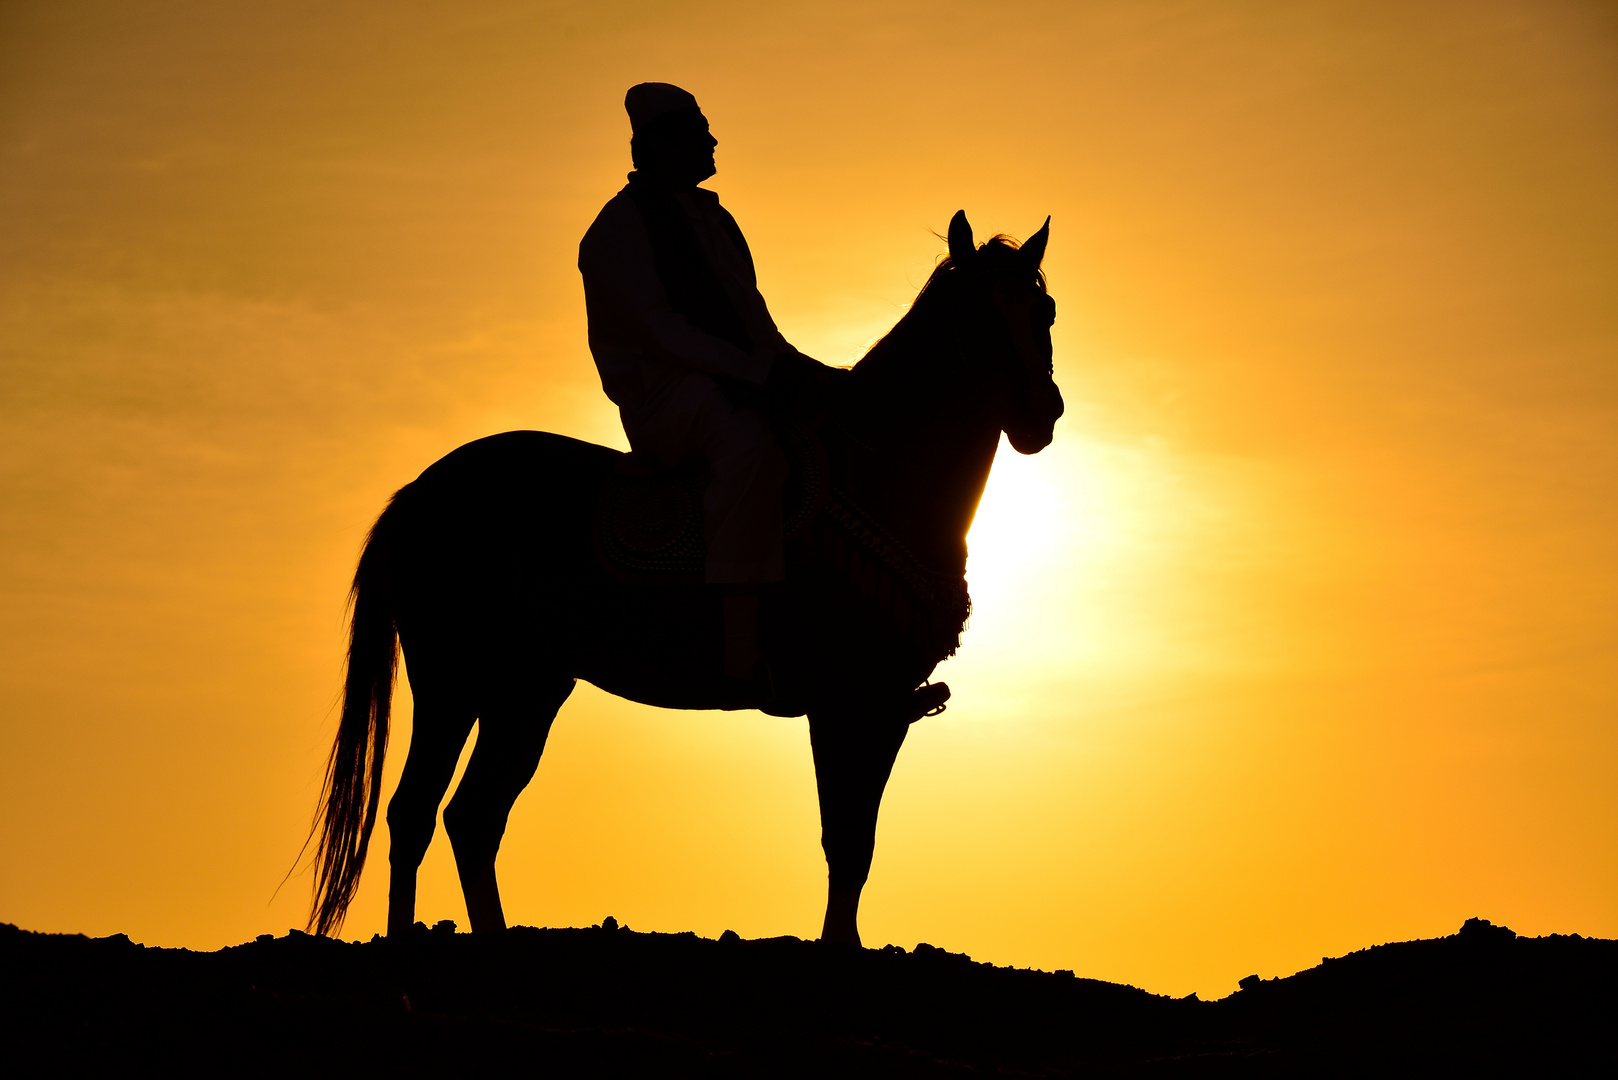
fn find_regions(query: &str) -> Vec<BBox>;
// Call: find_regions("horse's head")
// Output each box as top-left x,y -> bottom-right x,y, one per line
839,212 -> 1065,566
945,211 -> 1064,454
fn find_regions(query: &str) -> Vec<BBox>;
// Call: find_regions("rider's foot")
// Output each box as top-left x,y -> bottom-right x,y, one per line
755,659 -> 808,717
721,586 -> 807,716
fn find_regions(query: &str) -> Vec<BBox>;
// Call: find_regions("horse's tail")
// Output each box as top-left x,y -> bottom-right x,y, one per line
307,489 -> 409,937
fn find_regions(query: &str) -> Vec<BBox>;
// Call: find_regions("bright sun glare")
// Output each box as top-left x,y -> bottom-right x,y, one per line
965,432 -> 1132,603
966,441 -> 1068,598
957,432 -> 1191,691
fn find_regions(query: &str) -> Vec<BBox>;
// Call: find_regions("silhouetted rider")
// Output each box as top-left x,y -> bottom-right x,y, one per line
579,83 -> 833,690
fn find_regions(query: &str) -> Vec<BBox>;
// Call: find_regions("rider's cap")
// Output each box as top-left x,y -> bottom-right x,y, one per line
625,82 -> 700,131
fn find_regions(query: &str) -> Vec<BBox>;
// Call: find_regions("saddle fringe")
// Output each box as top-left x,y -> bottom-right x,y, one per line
809,495 -> 970,665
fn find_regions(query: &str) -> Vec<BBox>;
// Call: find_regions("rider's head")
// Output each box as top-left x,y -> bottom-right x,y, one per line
626,82 -> 717,189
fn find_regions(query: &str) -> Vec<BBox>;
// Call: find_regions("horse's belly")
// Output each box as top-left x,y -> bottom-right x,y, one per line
570,584 -> 748,711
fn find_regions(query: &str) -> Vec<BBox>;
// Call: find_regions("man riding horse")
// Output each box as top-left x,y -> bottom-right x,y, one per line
579,83 -> 838,704
303,82 -> 1063,947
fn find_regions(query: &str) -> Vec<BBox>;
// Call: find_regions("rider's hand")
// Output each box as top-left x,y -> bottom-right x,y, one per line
765,351 -> 847,414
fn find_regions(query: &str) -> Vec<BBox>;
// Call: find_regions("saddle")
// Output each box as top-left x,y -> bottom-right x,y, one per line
594,421 -> 828,584
594,422 -> 972,669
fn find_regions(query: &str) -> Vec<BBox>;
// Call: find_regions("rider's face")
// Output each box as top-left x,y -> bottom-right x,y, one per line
639,108 -> 718,187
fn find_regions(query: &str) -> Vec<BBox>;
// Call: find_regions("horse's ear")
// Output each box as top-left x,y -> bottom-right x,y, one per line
1022,216 -> 1050,270
948,210 -> 975,265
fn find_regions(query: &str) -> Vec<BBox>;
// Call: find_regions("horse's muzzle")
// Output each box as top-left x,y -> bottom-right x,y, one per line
1006,386 -> 1063,454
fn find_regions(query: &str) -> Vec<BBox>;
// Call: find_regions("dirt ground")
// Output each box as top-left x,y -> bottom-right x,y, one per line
2,917 -> 1611,1076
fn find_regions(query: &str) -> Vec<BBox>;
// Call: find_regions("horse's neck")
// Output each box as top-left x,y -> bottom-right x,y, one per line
838,338 -> 1001,572
887,419 -> 1001,571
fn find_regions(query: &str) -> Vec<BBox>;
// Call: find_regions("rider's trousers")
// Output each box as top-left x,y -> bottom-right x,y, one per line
623,369 -> 786,585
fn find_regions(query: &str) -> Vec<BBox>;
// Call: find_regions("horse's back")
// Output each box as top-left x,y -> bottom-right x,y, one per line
385,432 -> 619,651
414,430 -> 619,499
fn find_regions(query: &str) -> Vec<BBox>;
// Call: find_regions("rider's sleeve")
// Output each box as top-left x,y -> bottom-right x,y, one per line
579,197 -> 775,387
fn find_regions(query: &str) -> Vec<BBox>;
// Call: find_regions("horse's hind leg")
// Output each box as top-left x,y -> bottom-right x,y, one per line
386,688 -> 476,937
442,675 -> 575,933
808,703 -> 911,946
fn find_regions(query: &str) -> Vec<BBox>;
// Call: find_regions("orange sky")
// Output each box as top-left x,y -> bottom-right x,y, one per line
1,0 -> 1614,997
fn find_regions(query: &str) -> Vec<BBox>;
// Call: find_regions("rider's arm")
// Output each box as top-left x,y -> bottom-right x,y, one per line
579,197 -> 775,387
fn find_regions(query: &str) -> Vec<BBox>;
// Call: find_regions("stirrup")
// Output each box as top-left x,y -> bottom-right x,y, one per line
903,682 -> 950,723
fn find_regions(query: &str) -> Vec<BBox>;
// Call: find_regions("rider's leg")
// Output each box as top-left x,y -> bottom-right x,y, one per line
625,373 -> 787,679
697,403 -> 787,679
720,586 -> 762,679
807,702 -> 911,946
441,676 -> 574,933
700,402 -> 787,587
386,688 -> 476,937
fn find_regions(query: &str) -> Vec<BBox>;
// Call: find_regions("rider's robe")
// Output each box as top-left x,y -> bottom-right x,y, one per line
579,180 -> 794,584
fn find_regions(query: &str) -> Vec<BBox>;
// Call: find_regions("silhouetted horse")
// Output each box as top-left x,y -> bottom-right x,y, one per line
308,212 -> 1062,945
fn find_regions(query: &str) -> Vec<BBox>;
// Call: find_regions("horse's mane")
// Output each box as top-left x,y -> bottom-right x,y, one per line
854,235 -> 1046,377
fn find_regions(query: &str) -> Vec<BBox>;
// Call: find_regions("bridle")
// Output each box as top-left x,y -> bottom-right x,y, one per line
986,278 -> 1062,451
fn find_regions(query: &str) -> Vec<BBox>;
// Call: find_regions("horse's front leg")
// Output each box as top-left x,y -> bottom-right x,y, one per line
808,703 -> 911,946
